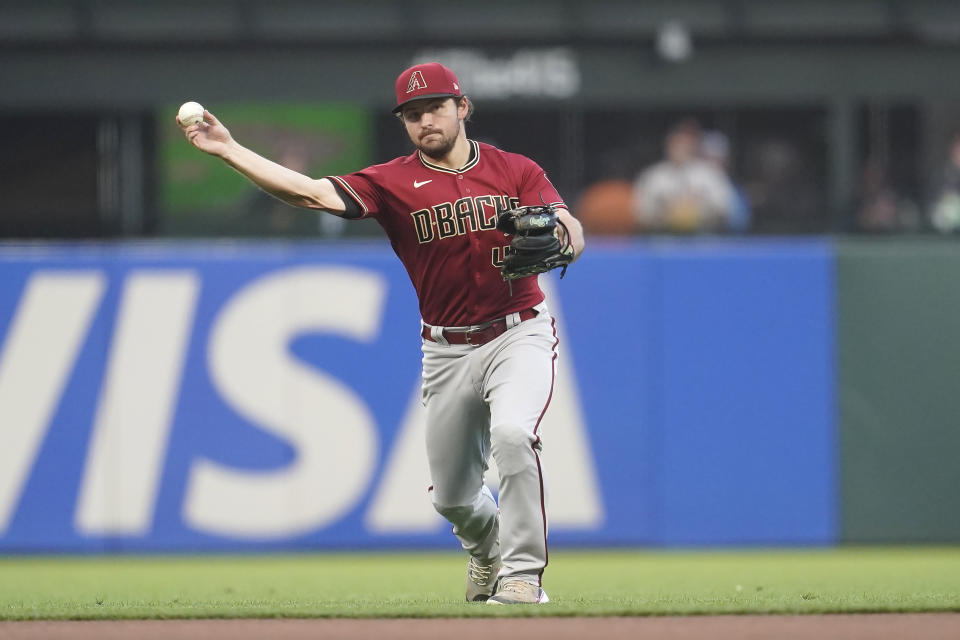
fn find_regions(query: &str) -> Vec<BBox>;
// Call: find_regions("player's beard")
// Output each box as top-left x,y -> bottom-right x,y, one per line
416,120 -> 460,160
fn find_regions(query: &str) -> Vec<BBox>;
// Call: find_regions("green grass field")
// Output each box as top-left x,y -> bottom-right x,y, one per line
1,548 -> 959,620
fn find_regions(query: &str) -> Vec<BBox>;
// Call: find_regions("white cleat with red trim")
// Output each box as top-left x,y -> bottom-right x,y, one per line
485,578 -> 550,605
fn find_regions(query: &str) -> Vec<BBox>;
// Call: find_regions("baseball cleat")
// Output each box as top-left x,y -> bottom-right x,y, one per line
485,578 -> 550,605
465,554 -> 502,602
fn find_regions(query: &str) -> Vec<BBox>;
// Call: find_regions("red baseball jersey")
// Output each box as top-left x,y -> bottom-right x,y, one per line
328,140 -> 566,327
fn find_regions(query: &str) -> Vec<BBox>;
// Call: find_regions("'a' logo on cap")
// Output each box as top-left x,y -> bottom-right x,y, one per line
407,70 -> 427,94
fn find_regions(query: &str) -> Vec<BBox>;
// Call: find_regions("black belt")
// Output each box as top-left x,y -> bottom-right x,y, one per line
421,308 -> 539,346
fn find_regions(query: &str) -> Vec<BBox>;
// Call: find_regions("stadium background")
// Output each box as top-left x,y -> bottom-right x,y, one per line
1,0 -> 959,555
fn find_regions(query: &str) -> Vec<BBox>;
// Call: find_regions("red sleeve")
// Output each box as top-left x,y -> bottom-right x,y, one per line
326,167 -> 386,219
517,156 -> 566,209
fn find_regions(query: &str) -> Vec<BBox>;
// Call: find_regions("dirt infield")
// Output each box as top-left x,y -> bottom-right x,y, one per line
1,614 -> 958,640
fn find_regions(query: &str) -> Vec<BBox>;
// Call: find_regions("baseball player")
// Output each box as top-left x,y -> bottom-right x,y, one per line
179,62 -> 585,605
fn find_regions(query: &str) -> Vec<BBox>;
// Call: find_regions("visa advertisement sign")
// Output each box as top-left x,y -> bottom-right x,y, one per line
0,241 -> 835,552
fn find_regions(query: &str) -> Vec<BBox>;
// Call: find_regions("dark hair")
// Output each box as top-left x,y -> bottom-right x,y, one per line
669,117 -> 701,137
461,96 -> 475,121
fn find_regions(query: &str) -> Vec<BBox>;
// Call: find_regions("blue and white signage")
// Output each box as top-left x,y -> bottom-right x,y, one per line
0,240 -> 836,552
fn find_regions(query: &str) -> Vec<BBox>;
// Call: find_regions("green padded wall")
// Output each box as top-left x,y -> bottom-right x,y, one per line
839,239 -> 960,542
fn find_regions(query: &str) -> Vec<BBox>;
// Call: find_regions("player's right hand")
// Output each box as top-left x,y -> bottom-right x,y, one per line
178,110 -> 234,158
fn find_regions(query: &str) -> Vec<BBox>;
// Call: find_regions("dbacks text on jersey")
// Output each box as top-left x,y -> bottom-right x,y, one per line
410,195 -> 520,244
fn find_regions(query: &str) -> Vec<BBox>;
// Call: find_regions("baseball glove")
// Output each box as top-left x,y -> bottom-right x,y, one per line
496,205 -> 575,280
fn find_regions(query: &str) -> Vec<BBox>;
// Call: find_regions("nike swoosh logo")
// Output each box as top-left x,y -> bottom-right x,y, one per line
414,180 -> 433,189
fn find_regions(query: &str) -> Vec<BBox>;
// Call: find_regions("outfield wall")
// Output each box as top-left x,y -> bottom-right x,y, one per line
837,240 -> 960,543
0,238 -> 944,552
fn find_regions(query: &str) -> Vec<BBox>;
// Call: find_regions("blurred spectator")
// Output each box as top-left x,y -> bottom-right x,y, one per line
855,155 -> 920,232
700,130 -> 751,232
632,119 -> 736,233
574,179 -> 637,235
929,132 -> 960,233
742,138 -> 823,233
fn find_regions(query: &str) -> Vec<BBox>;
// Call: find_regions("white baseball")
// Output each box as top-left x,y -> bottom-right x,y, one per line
178,101 -> 205,127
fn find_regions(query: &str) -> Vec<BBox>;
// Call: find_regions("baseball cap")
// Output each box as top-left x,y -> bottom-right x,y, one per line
393,63 -> 462,114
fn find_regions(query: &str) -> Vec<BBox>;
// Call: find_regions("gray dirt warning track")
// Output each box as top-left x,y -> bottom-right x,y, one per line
1,614 -> 959,640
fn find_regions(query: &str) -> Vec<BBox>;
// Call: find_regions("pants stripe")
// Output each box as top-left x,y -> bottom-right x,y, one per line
532,317 -> 558,585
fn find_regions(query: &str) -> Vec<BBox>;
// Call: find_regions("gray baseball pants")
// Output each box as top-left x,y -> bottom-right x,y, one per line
421,303 -> 557,585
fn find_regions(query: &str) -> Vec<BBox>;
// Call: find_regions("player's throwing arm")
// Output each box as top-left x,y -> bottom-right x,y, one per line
176,101 -> 347,214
